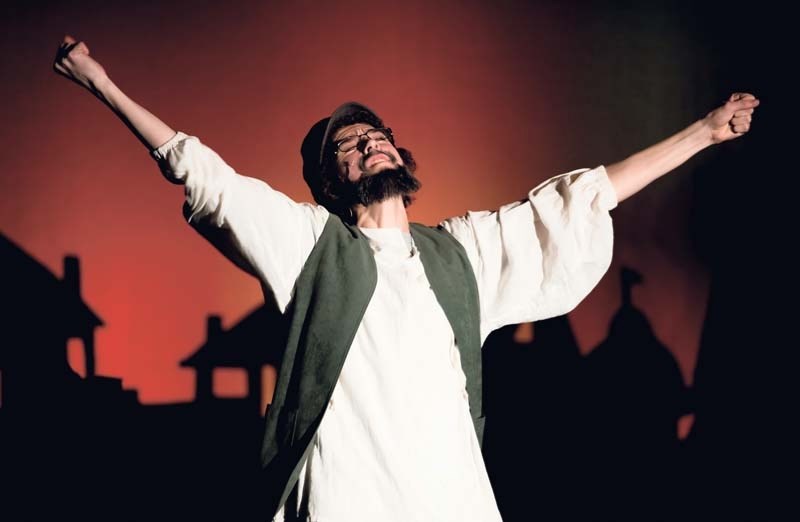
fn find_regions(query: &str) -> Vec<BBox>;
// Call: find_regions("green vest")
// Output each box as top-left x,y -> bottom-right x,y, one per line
259,215 -> 483,517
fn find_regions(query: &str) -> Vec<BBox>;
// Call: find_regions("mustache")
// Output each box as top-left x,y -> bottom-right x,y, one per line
358,150 -> 396,172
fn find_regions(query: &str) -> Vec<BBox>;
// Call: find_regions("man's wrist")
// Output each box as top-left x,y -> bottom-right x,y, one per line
89,74 -> 112,98
691,118 -> 715,150
91,75 -> 120,108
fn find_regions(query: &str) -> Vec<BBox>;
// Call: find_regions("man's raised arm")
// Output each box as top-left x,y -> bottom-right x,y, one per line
52,35 -> 329,312
606,92 -> 760,203
53,35 -> 176,152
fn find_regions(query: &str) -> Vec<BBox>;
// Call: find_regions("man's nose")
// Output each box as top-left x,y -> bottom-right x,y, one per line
356,135 -> 380,154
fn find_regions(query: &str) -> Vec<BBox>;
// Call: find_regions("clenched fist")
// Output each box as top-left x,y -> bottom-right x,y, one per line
705,92 -> 760,144
53,35 -> 108,94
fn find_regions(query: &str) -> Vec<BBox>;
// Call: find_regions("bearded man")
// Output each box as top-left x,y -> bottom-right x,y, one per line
53,35 -> 758,522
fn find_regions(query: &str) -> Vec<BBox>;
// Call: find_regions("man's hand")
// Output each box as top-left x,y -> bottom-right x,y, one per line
53,35 -> 108,94
705,92 -> 760,144
607,91 -> 761,203
51,34 -> 176,152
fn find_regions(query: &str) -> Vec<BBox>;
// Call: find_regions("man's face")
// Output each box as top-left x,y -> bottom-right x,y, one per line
332,123 -> 404,183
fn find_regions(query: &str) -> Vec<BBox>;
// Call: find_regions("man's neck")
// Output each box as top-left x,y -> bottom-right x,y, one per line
354,196 -> 410,232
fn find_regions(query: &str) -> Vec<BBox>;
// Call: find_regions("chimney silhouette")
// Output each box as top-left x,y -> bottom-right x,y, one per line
207,315 -> 223,341
190,315 -> 224,402
63,255 -> 81,296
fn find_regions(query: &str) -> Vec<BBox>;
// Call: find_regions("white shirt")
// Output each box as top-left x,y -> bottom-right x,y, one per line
151,131 -> 617,522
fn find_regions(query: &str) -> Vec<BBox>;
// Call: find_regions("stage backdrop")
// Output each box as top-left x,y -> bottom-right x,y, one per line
1,0 -> 763,407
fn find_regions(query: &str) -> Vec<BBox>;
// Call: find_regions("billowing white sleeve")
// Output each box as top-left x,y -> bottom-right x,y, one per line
439,166 -> 617,344
151,131 -> 329,312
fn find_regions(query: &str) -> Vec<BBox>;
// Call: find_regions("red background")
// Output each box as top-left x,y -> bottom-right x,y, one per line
3,1 -> 734,406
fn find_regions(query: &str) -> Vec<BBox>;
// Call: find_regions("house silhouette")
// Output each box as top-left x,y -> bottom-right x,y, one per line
181,304 -> 287,413
0,233 -> 137,412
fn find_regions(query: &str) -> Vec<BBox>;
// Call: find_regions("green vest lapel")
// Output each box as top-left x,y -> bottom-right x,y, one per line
410,223 -> 484,424
260,216 -> 377,514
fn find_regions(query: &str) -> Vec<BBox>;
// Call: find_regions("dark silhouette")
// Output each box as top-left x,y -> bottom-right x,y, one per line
482,267 -> 690,522
0,233 -> 265,521
483,314 -> 587,521
181,305 -> 287,414
684,275 -> 794,521
2,231 -> 790,521
582,267 -> 689,521
0,233 -> 136,412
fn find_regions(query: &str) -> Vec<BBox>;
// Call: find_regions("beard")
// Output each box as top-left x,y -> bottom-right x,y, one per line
344,163 -> 421,208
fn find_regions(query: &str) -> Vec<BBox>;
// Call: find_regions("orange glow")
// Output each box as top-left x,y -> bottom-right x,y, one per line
66,339 -> 87,378
678,413 -> 696,441
3,1 -> 708,406
261,365 -> 278,414
513,322 -> 535,344
212,368 -> 249,399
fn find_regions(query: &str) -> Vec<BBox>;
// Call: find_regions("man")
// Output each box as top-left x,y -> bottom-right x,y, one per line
53,35 -> 758,521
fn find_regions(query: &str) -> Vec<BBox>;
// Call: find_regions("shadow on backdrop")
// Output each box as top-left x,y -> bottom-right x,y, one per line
1,233 -> 283,521
0,191 -> 792,522
482,267 -> 689,522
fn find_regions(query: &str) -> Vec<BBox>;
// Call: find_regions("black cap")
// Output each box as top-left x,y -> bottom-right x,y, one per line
301,102 -> 384,210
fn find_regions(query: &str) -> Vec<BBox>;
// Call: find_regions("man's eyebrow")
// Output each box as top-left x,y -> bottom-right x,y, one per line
334,127 -> 373,141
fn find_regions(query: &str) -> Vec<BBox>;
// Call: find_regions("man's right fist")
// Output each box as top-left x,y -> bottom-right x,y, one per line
53,35 -> 108,92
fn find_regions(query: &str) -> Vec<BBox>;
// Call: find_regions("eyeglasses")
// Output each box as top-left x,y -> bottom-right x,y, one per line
334,127 -> 394,154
